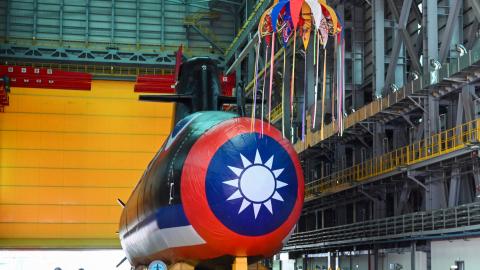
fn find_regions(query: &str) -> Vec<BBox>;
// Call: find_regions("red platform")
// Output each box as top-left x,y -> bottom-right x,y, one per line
134,73 -> 236,96
0,65 -> 92,91
134,74 -> 176,94
0,81 -> 8,112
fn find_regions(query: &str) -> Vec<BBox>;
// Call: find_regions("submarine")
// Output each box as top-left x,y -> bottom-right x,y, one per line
118,57 -> 304,269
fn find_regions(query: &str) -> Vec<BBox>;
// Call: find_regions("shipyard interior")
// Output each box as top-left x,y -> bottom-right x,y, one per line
1,0 -> 480,269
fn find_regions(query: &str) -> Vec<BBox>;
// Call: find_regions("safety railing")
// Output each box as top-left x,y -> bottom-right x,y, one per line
184,12 -> 223,49
270,104 -> 282,123
224,0 -> 269,58
285,202 -> 480,250
305,119 -> 480,200
4,36 -> 208,56
2,61 -> 173,77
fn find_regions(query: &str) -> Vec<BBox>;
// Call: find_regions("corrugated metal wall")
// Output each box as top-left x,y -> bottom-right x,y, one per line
0,0 -> 236,54
0,81 -> 173,248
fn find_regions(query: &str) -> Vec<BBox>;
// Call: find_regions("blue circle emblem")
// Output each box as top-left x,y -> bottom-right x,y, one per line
205,133 -> 298,236
149,260 -> 167,270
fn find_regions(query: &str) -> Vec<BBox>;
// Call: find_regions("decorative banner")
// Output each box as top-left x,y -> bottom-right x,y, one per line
268,31 -> 276,122
320,49 -> 327,140
251,0 -> 344,141
258,6 -> 274,44
301,3 -> 312,50
290,0 -> 305,28
271,0 -> 290,30
312,31 -> 320,128
251,37 -> 261,132
305,0 -> 323,30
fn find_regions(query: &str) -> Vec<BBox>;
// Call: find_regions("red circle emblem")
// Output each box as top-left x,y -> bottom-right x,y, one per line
181,117 -> 304,258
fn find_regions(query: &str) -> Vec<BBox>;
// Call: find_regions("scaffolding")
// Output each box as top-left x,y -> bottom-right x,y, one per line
306,119 -> 480,200
285,202 -> 480,251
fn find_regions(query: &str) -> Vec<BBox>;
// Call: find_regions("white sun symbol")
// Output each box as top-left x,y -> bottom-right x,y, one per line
223,150 -> 288,219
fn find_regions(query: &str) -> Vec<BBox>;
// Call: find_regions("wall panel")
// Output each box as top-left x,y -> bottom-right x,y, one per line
0,80 -> 174,248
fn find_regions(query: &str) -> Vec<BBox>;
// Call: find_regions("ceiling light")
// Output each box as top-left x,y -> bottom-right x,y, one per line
390,84 -> 399,93
410,71 -> 420,81
430,59 -> 442,70
456,44 -> 467,57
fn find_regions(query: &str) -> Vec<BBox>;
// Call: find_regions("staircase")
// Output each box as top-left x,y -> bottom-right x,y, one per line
184,12 -> 225,53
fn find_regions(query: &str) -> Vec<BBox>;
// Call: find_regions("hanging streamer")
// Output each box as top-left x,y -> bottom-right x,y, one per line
339,12 -> 345,136
300,3 -> 311,141
256,0 -> 343,140
313,31 -> 320,128
269,0 -> 290,124
300,4 -> 312,50
302,50 -> 306,142
290,0 -> 304,29
306,0 -> 323,30
261,45 -> 269,137
336,34 -> 345,136
313,27 -> 317,65
268,32 -> 276,122
320,49 -> 327,140
282,50 -> 286,138
251,36 -> 261,132
290,31 -> 297,131
253,5 -> 274,131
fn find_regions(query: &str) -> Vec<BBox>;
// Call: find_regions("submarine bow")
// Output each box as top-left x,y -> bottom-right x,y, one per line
119,111 -> 304,266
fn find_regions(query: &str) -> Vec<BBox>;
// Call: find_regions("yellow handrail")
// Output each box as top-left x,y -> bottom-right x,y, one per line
224,0 -> 269,56
2,61 -> 173,77
270,104 -> 282,122
305,118 -> 480,200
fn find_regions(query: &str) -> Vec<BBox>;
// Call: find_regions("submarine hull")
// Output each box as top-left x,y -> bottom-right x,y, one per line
119,111 -> 304,267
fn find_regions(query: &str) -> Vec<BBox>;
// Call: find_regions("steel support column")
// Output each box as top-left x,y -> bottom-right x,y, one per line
473,161 -> 480,201
161,0 -> 165,48
471,0 -> 480,23
465,21 -> 479,50
462,85 -> 475,122
425,96 -> 439,137
247,46 -> 255,83
85,0 -> 90,46
448,167 -> 461,207
305,38 -> 316,115
438,0 -> 462,63
33,0 -> 38,43
373,0 -> 385,97
351,6 -> 365,109
283,49 -> 292,140
224,0 -> 272,65
4,0 -> 10,42
373,123 -> 386,155
396,182 -> 412,215
136,0 -> 140,48
425,173 -> 447,210
423,0 -> 439,84
235,51 -> 242,92
111,0 -> 115,44
225,33 -> 259,75
385,0 -> 421,90
455,85 -> 475,125
59,0 -> 64,45
411,242 -> 416,270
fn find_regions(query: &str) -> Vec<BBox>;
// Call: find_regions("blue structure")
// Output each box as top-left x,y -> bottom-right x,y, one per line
0,0 -> 243,67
